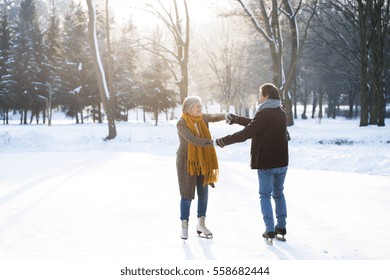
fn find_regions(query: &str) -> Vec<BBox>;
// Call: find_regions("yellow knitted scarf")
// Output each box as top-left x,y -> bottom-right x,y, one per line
181,113 -> 219,185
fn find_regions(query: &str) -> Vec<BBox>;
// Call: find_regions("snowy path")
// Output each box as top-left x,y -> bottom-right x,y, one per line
1,151 -> 389,260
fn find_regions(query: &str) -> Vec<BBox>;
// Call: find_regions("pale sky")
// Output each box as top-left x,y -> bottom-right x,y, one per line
104,0 -> 233,27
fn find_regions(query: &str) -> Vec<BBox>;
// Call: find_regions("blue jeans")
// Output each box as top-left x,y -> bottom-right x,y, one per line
257,167 -> 288,232
180,175 -> 209,221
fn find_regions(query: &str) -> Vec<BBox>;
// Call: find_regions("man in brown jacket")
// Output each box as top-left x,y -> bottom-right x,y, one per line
216,83 -> 289,245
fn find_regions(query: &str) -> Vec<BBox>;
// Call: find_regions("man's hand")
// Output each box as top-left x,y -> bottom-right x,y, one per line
215,138 -> 225,148
225,113 -> 238,125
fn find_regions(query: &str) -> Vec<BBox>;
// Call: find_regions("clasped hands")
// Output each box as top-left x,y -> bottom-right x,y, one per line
212,113 -> 239,148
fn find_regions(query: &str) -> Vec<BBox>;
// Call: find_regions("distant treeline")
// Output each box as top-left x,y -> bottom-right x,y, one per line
0,0 -> 389,127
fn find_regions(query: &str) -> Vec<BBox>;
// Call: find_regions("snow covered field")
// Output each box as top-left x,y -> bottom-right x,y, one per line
0,113 -> 389,278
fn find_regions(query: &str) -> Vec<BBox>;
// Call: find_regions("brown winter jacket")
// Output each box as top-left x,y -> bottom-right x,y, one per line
220,107 -> 289,169
176,113 -> 225,200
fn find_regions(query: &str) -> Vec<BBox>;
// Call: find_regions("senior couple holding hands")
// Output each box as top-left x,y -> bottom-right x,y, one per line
176,83 -> 289,245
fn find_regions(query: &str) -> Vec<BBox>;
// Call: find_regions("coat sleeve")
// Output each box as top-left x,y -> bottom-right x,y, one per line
203,113 -> 226,123
177,119 -> 213,147
236,115 -> 252,126
221,111 -> 269,146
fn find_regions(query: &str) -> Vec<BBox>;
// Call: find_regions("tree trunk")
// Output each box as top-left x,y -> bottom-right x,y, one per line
371,0 -> 387,126
47,82 -> 52,126
86,0 -> 116,139
357,0 -> 371,126
301,81 -> 308,120
105,0 -> 116,120
348,82 -> 355,119
318,90 -> 323,121
280,0 -> 299,126
311,93 -> 317,119
293,77 -> 298,119
369,88 -> 377,125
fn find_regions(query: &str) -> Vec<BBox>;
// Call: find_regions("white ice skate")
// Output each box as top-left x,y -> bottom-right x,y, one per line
196,216 -> 213,238
181,220 -> 188,240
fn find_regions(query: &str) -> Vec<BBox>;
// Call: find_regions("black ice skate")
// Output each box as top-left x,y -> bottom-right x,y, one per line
275,227 -> 287,242
262,231 -> 275,245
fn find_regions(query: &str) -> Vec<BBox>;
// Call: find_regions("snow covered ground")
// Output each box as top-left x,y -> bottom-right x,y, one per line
0,112 -> 389,278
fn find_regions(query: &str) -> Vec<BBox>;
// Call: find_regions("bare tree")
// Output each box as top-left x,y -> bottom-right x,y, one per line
206,29 -> 246,113
236,0 -> 318,126
86,0 -> 116,139
315,0 -> 388,126
139,0 -> 190,103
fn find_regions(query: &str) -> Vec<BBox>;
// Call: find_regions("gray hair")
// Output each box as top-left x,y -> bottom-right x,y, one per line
182,96 -> 201,114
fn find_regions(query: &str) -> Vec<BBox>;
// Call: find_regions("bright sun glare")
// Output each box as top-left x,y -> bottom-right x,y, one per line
107,0 -> 225,27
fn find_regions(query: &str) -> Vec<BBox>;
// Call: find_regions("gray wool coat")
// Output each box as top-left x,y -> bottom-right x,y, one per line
176,113 -> 225,200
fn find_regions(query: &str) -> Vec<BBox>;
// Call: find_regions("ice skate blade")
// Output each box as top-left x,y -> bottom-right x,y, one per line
264,238 -> 273,245
197,232 -> 213,239
275,237 -> 286,242
275,236 -> 286,242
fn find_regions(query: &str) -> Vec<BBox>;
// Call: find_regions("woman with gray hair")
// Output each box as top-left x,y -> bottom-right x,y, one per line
176,96 -> 226,240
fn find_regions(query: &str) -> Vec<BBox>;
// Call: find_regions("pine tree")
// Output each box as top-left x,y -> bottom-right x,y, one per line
12,0 -> 47,124
61,1 -> 89,123
113,19 -> 138,121
0,3 -> 14,124
45,1 -> 63,125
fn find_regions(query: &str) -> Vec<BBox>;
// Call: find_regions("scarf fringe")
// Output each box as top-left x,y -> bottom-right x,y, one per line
187,160 -> 219,185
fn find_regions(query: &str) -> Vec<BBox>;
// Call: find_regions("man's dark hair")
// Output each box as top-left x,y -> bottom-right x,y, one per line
260,83 -> 280,100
